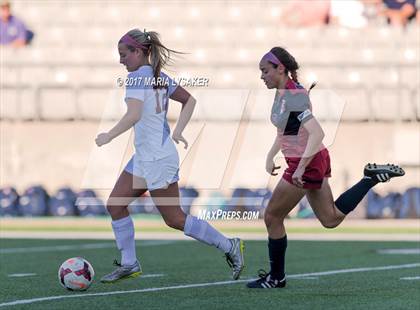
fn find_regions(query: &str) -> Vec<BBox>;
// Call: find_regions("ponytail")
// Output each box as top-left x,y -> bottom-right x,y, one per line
145,31 -> 177,83
120,29 -> 182,88
290,70 -> 299,84
308,81 -> 317,94
268,47 -> 317,93
270,47 -> 300,84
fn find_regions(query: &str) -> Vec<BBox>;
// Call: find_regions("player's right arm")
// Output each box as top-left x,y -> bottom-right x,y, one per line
95,98 -> 143,147
170,86 -> 196,149
266,134 -> 282,175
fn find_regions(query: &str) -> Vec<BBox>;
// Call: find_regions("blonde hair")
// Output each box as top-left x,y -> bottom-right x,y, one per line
122,29 -> 181,83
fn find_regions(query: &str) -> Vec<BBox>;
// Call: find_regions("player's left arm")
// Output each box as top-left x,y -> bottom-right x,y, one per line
95,98 -> 143,147
297,117 -> 325,170
169,86 -> 197,149
292,115 -> 325,187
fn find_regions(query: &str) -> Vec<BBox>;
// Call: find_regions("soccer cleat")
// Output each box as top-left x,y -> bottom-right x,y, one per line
246,269 -> 286,289
225,238 -> 245,280
364,163 -> 405,183
100,260 -> 142,284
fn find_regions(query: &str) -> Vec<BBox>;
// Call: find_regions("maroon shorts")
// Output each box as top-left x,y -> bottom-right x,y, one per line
282,148 -> 331,189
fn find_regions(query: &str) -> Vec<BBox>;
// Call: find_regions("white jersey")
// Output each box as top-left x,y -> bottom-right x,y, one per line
125,65 -> 178,161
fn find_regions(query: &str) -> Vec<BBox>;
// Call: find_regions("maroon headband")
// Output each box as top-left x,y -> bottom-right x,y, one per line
261,51 -> 285,69
119,33 -> 148,50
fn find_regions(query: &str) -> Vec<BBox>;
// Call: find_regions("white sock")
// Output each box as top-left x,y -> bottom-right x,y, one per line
184,215 -> 232,253
112,216 -> 137,266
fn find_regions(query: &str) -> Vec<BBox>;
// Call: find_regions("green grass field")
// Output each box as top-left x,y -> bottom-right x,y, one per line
0,239 -> 419,309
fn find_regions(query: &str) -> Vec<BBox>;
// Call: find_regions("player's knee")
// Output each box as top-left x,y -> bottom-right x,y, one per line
106,200 -> 125,217
106,206 -> 122,218
163,217 -> 184,231
105,202 -> 113,214
264,210 -> 284,228
320,217 -> 340,229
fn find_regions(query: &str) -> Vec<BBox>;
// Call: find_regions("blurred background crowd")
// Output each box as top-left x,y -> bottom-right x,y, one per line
1,0 -> 419,219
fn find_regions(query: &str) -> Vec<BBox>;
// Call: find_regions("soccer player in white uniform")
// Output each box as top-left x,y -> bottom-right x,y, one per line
95,29 -> 244,283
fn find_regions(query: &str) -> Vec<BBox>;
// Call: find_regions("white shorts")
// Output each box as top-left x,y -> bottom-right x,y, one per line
124,153 -> 180,191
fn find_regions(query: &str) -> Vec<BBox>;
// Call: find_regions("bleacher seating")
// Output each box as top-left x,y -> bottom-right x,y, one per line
0,2 -> 418,213
0,187 -> 19,216
180,187 -> 199,214
366,188 -> 420,219
75,189 -> 106,217
0,1 -> 418,122
398,187 -> 420,218
49,187 -> 77,216
17,185 -> 49,217
2,185 -> 418,219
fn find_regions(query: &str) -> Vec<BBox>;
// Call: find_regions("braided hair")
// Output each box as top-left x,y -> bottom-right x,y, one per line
270,47 -> 316,92
270,47 -> 300,84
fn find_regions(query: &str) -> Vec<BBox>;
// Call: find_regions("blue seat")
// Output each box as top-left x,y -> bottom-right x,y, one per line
76,189 -> 106,216
226,188 -> 270,218
243,188 -> 271,219
227,188 -> 253,212
398,187 -> 420,218
128,194 -> 156,214
49,187 -> 77,216
253,188 -> 272,212
366,190 -> 384,219
198,191 -> 228,216
0,187 -> 19,216
180,187 -> 199,214
381,193 -> 401,218
77,189 -> 97,198
366,190 -> 401,219
17,186 -> 49,216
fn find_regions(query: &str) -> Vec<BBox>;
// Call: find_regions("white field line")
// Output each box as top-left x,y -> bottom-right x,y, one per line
7,274 -> 37,278
286,263 -> 420,278
141,274 -> 165,278
1,232 -> 419,241
400,276 -> 420,280
6,273 -> 163,279
378,249 -> 420,255
0,240 -> 175,254
0,263 -> 419,307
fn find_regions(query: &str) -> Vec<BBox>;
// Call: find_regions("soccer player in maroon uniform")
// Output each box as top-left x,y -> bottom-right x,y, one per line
247,47 -> 405,289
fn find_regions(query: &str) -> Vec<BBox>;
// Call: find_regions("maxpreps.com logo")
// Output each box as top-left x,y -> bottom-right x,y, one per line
197,209 -> 259,221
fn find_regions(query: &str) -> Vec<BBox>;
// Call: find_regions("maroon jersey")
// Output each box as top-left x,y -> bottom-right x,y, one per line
270,79 -> 318,158
270,79 -> 331,189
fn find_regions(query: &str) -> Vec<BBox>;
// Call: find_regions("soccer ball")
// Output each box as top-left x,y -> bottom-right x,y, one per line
58,257 -> 94,291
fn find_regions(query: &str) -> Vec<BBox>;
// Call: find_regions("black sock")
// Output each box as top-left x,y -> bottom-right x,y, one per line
335,177 -> 378,215
268,235 -> 287,280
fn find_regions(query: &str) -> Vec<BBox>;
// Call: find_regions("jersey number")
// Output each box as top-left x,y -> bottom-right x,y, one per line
154,89 -> 168,114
